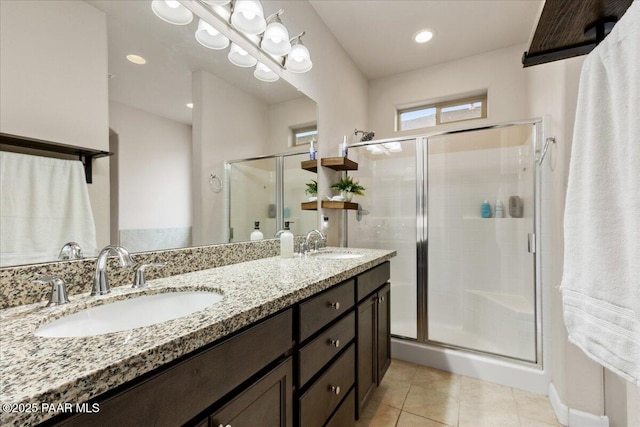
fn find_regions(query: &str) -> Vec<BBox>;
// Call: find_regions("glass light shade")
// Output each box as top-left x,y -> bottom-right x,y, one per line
231,0 -> 266,35
195,19 -> 230,50
261,21 -> 291,56
151,0 -> 193,25
202,0 -> 230,5
228,43 -> 258,67
254,62 -> 279,82
286,44 -> 312,73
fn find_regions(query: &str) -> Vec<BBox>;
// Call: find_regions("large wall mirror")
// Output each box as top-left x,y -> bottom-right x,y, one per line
0,0 -> 318,267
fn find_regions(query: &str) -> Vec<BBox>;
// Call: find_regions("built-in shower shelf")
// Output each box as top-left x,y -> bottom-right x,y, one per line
321,157 -> 358,171
301,201 -> 318,210
462,217 -> 525,220
300,160 -> 318,173
321,201 -> 359,210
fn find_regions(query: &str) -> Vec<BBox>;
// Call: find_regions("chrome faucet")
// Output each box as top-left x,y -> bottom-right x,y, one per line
93,245 -> 134,296
58,242 -> 83,260
304,229 -> 327,254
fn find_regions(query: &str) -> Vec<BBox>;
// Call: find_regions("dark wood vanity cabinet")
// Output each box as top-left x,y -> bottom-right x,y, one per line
296,279 -> 356,427
45,262 -> 392,427
51,309 -> 293,427
355,262 -> 391,418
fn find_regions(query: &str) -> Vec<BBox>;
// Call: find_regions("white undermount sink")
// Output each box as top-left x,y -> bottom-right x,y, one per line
313,252 -> 364,260
35,291 -> 223,338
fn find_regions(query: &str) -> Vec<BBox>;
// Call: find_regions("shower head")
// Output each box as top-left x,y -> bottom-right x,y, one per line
354,129 -> 375,142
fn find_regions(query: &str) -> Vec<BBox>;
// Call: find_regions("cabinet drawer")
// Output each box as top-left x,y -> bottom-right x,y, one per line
299,344 -> 355,427
55,310 -> 293,427
298,311 -> 355,387
325,388 -> 355,427
211,357 -> 293,427
298,280 -> 354,342
356,262 -> 390,302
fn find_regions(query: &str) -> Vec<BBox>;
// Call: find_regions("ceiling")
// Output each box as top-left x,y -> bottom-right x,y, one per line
309,0 -> 544,80
88,0 -> 304,125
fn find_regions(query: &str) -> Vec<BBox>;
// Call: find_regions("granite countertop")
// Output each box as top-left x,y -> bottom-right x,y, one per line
0,247 -> 395,426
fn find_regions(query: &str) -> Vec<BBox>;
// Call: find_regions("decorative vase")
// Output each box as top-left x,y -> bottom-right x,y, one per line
341,191 -> 354,202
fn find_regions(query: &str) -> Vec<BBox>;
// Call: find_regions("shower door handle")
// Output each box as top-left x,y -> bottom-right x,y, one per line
528,233 -> 536,254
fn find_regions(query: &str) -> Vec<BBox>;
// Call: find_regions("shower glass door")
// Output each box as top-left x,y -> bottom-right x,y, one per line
347,139 -> 418,339
283,153 -> 317,237
426,124 -> 537,361
228,158 -> 278,241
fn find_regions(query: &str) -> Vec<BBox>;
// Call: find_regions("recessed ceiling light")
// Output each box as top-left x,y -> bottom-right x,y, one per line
414,29 -> 434,44
126,54 -> 147,65
186,103 -> 194,109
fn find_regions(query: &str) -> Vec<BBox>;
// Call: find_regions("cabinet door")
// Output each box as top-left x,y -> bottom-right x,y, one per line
356,295 -> 377,418
211,358 -> 293,427
377,284 -> 391,384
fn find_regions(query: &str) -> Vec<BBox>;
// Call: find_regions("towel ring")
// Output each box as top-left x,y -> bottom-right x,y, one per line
209,173 -> 223,193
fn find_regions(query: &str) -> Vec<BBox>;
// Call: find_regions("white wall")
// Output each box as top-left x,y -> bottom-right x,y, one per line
268,97 -> 318,152
109,101 -> 192,231
0,0 -> 110,249
192,70 -> 270,245
368,44 -> 529,140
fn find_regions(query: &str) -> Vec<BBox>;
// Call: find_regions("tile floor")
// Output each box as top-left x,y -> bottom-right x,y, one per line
356,359 -> 562,427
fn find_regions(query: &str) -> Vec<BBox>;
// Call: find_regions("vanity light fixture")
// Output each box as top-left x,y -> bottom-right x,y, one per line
126,54 -> 147,65
286,32 -> 312,73
228,42 -> 258,67
195,19 -> 230,50
230,0 -> 266,35
202,0 -> 231,5
254,62 -> 279,82
414,29 -> 435,44
261,10 -> 291,56
151,0 -> 193,25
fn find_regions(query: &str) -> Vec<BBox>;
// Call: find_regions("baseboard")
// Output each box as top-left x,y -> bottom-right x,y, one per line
548,382 -> 610,427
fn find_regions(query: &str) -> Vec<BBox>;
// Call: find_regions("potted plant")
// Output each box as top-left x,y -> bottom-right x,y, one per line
305,180 -> 318,201
331,175 -> 365,202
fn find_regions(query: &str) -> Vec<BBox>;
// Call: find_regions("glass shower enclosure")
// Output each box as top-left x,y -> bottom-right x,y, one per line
227,152 -> 317,242
348,121 -> 540,363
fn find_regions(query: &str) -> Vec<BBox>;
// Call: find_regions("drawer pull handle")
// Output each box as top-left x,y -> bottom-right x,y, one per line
329,339 -> 340,348
329,385 -> 341,395
218,425 -> 231,427
378,296 -> 385,303
330,301 -> 340,310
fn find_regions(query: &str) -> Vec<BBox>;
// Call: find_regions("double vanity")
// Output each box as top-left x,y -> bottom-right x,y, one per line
0,246 -> 395,426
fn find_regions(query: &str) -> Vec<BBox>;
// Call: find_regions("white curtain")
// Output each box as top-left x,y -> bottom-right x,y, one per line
0,151 -> 97,266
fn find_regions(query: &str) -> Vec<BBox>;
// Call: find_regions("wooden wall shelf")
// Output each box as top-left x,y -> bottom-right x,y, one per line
522,0 -> 633,67
300,160 -> 318,173
0,132 -> 112,183
301,201 -> 318,211
321,157 -> 358,171
321,201 -> 359,210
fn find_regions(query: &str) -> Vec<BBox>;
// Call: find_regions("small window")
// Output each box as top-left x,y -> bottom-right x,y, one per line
291,124 -> 318,146
397,94 -> 487,131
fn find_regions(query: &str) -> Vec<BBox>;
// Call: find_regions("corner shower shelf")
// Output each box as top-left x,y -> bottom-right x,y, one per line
300,160 -> 318,173
321,157 -> 358,171
321,201 -> 359,210
0,132 -> 112,183
301,201 -> 318,211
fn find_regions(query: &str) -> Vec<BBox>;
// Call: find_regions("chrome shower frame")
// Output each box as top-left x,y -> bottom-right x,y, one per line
349,117 -> 545,369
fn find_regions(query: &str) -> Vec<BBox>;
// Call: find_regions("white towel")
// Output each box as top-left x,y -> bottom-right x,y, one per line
561,1 -> 640,386
0,152 -> 97,266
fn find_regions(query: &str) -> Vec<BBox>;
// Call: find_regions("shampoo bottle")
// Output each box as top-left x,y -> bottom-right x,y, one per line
340,136 -> 348,157
309,139 -> 316,160
250,221 -> 263,241
481,200 -> 492,218
280,221 -> 294,258
495,200 -> 504,218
